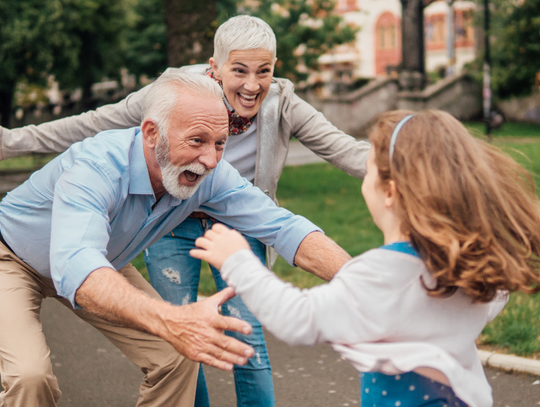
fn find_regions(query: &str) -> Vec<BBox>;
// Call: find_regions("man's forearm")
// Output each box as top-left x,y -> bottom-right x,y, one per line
75,267 -> 170,336
75,267 -> 255,370
293,231 -> 351,281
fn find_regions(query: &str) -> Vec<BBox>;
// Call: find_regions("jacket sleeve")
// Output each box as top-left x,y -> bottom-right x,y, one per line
0,85 -> 149,160
279,79 -> 370,179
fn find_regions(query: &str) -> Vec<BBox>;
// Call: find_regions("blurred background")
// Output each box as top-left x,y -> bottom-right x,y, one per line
1,0 -> 539,132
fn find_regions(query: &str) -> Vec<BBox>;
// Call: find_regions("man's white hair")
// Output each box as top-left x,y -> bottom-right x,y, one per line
213,15 -> 277,69
141,71 -> 224,135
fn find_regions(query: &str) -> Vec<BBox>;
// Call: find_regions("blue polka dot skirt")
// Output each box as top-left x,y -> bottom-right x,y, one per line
360,371 -> 468,407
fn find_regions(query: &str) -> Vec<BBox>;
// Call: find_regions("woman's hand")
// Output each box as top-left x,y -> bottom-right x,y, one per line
190,223 -> 251,269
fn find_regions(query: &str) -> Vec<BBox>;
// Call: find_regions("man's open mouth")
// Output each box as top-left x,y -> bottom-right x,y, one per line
184,170 -> 200,182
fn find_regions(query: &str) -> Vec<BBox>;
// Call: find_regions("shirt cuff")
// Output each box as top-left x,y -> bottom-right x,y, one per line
272,217 -> 323,266
52,249 -> 114,308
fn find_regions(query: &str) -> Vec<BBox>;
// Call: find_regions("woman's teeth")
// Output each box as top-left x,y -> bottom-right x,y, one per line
239,93 -> 257,106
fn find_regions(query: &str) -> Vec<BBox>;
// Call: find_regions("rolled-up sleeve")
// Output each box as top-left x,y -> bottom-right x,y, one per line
199,161 -> 322,265
50,158 -> 119,307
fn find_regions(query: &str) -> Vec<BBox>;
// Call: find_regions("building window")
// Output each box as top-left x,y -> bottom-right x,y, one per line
378,26 -> 386,49
375,12 -> 401,75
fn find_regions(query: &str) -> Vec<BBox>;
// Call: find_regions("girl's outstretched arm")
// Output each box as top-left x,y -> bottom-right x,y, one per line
191,224 -> 370,346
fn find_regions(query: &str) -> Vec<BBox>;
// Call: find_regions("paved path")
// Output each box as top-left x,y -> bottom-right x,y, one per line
2,145 -> 540,405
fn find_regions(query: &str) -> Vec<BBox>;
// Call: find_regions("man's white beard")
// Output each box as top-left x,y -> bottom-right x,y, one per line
155,135 -> 213,200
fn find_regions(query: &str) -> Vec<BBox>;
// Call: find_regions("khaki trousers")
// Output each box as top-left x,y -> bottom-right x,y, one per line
0,243 -> 198,407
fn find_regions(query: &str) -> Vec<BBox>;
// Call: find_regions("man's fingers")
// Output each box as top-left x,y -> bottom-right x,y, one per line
198,354 -> 234,371
212,313 -> 253,338
206,333 -> 254,363
196,345 -> 246,371
206,286 -> 236,305
182,333 -> 254,371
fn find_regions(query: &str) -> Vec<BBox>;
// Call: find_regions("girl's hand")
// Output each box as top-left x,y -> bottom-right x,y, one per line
191,223 -> 251,269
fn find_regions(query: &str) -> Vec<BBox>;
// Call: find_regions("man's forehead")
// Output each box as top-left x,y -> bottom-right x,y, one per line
173,92 -> 227,119
169,109 -> 228,137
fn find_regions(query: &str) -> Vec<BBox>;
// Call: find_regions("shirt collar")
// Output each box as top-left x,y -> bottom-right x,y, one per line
128,128 -> 154,196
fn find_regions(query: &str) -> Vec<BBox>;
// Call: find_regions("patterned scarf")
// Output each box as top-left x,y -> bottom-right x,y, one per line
206,69 -> 255,136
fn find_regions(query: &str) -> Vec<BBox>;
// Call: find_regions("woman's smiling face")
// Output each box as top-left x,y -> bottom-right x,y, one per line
210,49 -> 276,118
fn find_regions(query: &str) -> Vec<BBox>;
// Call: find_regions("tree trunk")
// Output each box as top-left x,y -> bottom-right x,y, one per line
0,82 -> 15,128
400,0 -> 426,90
164,0 -> 218,68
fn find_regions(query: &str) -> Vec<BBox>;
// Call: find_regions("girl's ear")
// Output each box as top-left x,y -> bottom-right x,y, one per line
385,180 -> 397,208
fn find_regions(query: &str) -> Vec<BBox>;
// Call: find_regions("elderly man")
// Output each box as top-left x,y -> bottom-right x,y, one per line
0,71 -> 349,407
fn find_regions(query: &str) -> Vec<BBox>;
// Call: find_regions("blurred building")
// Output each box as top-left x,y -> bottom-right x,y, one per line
313,0 -> 476,88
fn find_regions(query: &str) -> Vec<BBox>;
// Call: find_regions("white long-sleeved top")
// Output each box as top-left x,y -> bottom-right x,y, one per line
221,248 -> 507,407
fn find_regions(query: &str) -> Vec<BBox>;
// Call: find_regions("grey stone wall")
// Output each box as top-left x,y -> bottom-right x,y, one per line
497,91 -> 540,123
297,74 -> 482,137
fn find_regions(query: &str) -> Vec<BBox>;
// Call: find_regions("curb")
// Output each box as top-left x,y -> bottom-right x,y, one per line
478,350 -> 540,376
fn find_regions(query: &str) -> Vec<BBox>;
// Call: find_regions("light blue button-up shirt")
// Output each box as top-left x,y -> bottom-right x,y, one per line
0,127 -> 320,306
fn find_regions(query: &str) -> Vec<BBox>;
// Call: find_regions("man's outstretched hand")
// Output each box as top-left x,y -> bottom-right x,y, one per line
161,287 -> 254,371
76,268 -> 254,372
190,223 -> 250,270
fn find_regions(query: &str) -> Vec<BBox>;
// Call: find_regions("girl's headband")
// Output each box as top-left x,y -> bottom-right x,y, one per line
389,115 -> 414,160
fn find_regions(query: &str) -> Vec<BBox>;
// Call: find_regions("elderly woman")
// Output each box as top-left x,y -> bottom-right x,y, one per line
0,15 -> 370,407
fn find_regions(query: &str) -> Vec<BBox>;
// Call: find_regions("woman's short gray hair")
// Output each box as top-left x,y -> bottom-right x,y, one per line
142,70 -> 224,134
213,15 -> 277,69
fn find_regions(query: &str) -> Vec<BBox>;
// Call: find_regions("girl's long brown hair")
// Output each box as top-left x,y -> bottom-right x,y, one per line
369,109 -> 540,302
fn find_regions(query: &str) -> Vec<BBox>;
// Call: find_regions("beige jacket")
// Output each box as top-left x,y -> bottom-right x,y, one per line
0,66 -> 369,202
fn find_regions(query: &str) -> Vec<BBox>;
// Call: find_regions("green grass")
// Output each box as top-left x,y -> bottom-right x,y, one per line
272,163 -> 383,288
0,153 -> 57,171
480,292 -> 540,356
465,121 -> 540,139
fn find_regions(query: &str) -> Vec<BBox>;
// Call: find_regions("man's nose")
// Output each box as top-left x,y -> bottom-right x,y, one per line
198,145 -> 219,169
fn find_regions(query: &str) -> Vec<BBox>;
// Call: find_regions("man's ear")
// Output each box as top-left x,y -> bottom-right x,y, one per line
209,57 -> 221,81
142,119 -> 159,149
385,180 -> 397,209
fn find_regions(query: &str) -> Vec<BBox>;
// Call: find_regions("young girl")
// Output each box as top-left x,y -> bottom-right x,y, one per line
191,109 -> 540,407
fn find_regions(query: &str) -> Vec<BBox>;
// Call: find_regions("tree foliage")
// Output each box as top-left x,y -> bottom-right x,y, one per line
0,0 -> 69,125
123,0 -> 168,80
124,0 -> 356,83
0,0 -> 132,125
52,0 -> 133,99
241,0 -> 358,82
0,0 -> 358,125
467,0 -> 540,99
487,0 -> 540,99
